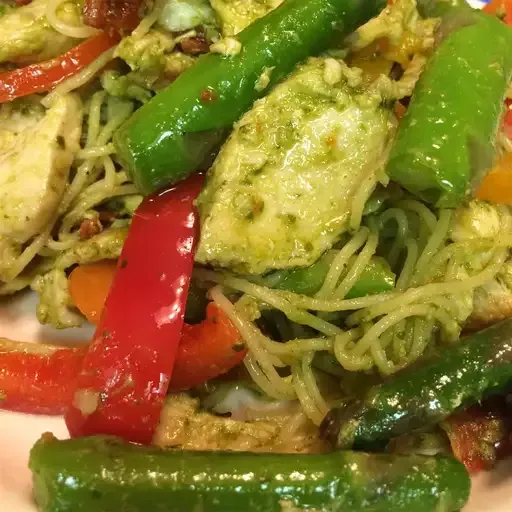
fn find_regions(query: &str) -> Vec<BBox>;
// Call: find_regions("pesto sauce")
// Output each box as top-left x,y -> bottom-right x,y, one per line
196,57 -> 396,274
210,0 -> 285,36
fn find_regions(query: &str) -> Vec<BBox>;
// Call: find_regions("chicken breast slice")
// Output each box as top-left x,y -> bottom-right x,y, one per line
0,94 -> 83,243
0,0 -> 78,65
449,201 -> 512,330
196,58 -> 395,274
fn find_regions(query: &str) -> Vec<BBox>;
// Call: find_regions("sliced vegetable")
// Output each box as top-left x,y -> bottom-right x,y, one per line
321,318 -> 512,450
270,258 -> 334,296
0,339 -> 86,415
114,0 -> 387,194
69,262 -> 211,326
269,257 -> 395,298
346,258 -> 396,299
30,434 -> 471,512
170,303 -> 246,391
83,0 -> 142,35
385,8 -> 512,207
476,151 -> 512,204
0,304 -> 242,415
483,0 -> 512,25
0,33 -> 118,103
393,101 -> 407,121
65,175 -> 203,444
442,397 -> 512,473
67,262 -> 244,389
68,260 -> 118,324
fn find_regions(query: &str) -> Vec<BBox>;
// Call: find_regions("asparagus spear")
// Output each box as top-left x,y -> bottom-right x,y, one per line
30,434 -> 470,512
321,318 -> 512,450
114,0 -> 386,194
386,6 -> 512,207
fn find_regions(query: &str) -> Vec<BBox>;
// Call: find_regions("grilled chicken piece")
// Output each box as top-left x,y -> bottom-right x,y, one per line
0,0 -> 79,65
450,200 -> 512,330
196,57 -> 395,274
0,94 -> 82,244
153,393 -> 328,454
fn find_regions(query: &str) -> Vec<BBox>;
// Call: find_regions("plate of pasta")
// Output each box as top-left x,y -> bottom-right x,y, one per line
3,0 -> 512,510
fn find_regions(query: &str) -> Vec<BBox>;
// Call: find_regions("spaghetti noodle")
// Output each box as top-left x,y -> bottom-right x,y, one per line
200,200 -> 512,424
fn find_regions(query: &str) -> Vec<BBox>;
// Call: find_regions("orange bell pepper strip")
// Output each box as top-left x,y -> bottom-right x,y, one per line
70,258 -> 247,391
476,151 -> 512,204
69,260 -> 118,324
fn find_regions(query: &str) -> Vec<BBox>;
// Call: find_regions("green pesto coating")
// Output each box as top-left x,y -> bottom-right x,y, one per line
113,0 -> 386,195
386,8 -> 512,207
272,256 -> 395,298
416,0 -> 469,18
321,318 -> 512,450
29,435 -> 470,512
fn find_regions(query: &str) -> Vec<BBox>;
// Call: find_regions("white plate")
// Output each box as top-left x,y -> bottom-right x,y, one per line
0,292 -> 93,510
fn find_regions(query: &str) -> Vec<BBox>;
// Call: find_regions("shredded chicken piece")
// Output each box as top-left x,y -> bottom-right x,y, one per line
153,393 -> 329,454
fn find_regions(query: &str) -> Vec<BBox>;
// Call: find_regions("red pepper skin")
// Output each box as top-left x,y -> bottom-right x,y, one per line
65,174 -> 203,444
484,0 -> 512,25
84,0 -> 142,35
0,32 -> 118,103
0,340 -> 86,415
170,303 -> 247,391
442,397 -> 512,474
0,303 -> 243,415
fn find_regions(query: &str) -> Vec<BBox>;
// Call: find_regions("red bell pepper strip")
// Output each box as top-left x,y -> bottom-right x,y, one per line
0,32 -> 118,104
0,304 -> 244,416
84,0 -> 142,35
0,339 -> 86,415
65,174 -> 203,444
442,397 -> 512,474
170,303 -> 247,391
484,0 -> 512,25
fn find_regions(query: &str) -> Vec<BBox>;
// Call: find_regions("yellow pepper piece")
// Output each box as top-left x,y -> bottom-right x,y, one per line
477,152 -> 512,204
